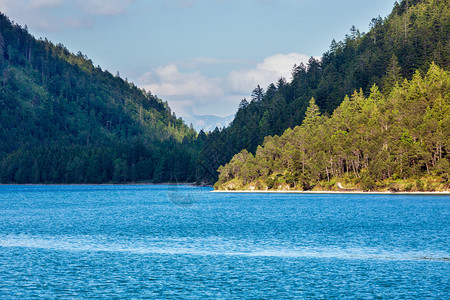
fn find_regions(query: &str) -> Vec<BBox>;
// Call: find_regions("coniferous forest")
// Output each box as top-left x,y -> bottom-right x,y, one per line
198,0 -> 449,184
0,12 -> 202,183
0,0 -> 449,188
215,64 -> 450,191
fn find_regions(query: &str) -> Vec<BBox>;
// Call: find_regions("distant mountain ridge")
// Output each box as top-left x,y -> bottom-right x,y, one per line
0,0 -> 448,185
183,114 -> 234,132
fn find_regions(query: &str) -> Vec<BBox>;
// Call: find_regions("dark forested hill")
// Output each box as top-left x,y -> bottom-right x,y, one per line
198,0 -> 449,183
1,0 -> 448,185
0,13 -> 200,183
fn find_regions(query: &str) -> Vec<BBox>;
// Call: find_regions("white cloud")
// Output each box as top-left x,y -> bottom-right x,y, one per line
178,57 -> 251,69
0,0 -> 62,11
0,0 -> 62,31
28,0 -> 63,8
78,0 -> 135,16
227,53 -> 310,94
137,52 -> 311,117
175,0 -> 196,9
0,0 -> 135,31
139,64 -> 223,99
163,0 -> 197,10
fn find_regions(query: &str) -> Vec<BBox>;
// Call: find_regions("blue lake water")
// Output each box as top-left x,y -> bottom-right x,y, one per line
0,185 -> 448,299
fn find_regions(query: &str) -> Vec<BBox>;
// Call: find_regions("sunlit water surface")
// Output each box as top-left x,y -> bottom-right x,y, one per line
0,185 -> 448,298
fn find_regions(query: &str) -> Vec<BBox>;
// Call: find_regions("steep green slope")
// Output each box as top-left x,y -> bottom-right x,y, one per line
199,0 -> 449,183
0,13 -> 200,183
215,64 -> 450,191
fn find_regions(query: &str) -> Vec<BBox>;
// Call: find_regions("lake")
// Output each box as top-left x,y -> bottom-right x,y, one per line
0,185 -> 448,298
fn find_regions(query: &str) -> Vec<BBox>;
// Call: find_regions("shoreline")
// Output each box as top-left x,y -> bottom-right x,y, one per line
0,182 -> 204,187
1,184 -> 447,194
212,190 -> 450,195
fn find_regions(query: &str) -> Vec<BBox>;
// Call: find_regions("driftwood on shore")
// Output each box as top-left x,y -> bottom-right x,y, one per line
337,183 -> 360,192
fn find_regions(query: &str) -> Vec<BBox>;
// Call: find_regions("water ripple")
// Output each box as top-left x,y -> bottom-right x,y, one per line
1,235 -> 448,262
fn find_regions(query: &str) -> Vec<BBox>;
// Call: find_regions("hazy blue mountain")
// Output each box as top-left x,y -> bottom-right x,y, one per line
183,114 -> 234,132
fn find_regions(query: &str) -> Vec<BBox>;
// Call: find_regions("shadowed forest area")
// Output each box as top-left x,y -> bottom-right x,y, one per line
0,12 -> 202,183
0,0 -> 449,188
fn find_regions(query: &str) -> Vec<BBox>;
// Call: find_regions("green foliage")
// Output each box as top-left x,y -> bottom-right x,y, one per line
415,179 -> 424,191
360,172 -> 377,192
1,0 -> 449,186
216,64 -> 450,191
0,13 -> 202,183
265,177 -> 275,190
404,183 -> 413,191
200,0 -> 449,184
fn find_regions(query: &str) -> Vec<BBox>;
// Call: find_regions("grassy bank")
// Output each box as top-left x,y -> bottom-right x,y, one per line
214,175 -> 450,193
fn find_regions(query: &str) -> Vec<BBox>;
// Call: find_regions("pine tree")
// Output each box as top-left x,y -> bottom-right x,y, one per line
302,98 -> 321,130
382,54 -> 403,92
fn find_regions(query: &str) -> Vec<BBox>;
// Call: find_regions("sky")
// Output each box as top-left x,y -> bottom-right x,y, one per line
0,0 -> 396,118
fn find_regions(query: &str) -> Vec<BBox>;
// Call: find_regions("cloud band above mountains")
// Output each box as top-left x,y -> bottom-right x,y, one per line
0,1 -> 317,118
138,53 -> 314,117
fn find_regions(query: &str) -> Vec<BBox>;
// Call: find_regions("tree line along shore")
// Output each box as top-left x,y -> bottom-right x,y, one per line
215,64 -> 449,192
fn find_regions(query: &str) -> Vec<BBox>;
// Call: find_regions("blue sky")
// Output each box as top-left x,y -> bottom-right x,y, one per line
1,0 -> 396,118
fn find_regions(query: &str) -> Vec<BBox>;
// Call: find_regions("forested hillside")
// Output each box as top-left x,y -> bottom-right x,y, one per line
199,0 -> 449,183
0,12 -> 200,183
1,0 -> 448,185
215,64 -> 450,191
